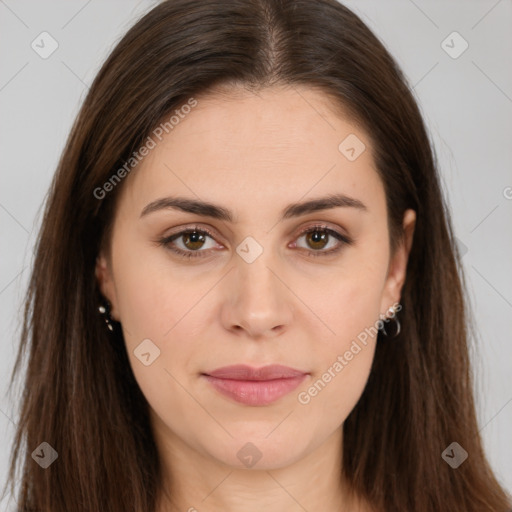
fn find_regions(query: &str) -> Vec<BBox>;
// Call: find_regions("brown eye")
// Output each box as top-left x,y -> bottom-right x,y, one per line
294,225 -> 353,257
304,230 -> 330,250
180,231 -> 208,251
158,224 -> 353,260
158,227 -> 219,259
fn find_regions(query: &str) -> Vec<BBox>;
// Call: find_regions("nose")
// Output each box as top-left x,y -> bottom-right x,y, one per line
221,250 -> 294,339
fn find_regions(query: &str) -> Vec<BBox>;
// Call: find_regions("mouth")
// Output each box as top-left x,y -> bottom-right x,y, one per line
201,364 -> 309,406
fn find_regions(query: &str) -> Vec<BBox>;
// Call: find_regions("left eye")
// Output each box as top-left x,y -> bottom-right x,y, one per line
291,225 -> 353,257
293,227 -> 349,255
158,225 -> 352,259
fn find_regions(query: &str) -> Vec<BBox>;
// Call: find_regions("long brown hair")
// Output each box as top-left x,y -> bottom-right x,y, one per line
4,0 -> 511,510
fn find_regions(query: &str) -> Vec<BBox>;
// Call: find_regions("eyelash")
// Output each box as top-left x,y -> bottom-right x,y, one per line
157,224 -> 353,259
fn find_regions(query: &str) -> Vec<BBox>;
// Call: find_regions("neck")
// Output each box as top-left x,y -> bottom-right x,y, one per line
152,418 -> 369,512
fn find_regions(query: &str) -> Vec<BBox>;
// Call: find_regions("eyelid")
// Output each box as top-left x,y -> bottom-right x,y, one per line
294,222 -> 350,240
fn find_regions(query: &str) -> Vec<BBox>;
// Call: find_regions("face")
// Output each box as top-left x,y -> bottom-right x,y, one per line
96,85 -> 415,471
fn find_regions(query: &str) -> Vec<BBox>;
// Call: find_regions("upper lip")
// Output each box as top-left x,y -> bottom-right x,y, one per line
204,364 -> 308,381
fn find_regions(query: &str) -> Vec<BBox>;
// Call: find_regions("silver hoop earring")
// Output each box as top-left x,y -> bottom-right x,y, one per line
380,305 -> 401,338
98,299 -> 115,332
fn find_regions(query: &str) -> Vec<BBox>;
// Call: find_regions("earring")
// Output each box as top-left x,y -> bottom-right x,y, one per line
98,299 -> 115,332
380,305 -> 401,338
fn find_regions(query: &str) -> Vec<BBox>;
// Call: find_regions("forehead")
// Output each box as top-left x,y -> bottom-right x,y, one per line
164,85 -> 363,164
117,85 -> 385,222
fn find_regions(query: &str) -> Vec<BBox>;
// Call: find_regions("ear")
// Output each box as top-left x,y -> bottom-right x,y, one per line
95,252 -> 120,321
379,208 -> 416,315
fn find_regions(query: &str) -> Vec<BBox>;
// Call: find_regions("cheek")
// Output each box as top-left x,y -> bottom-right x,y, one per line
298,346 -> 375,440
111,238 -> 215,396
113,251 -> 200,424
305,254 -> 387,350
111,234 -> 201,341
297,295 -> 379,436
294,254 -> 386,423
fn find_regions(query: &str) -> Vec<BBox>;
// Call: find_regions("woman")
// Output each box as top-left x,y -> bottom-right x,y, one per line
4,0 -> 511,511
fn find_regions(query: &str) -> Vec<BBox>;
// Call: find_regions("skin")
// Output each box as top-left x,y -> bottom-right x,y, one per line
96,84 -> 416,512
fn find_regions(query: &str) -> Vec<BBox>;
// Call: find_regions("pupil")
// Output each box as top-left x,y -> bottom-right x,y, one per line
185,232 -> 204,249
308,230 -> 327,249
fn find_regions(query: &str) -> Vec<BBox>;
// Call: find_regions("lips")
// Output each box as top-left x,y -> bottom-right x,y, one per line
202,364 -> 309,406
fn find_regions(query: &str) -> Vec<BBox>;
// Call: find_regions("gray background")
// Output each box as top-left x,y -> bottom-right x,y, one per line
1,0 -> 511,508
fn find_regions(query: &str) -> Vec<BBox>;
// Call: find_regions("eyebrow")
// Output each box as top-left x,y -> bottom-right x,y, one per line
139,193 -> 367,222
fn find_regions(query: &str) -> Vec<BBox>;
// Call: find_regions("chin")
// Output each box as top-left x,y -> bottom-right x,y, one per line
203,432 -> 311,471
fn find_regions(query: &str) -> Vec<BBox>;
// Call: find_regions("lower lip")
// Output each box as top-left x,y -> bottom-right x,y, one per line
203,374 -> 308,406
